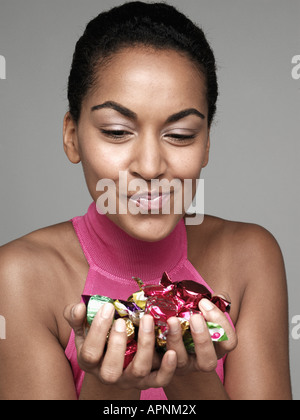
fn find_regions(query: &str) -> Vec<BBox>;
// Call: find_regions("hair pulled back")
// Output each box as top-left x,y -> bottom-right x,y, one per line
68,1 -> 218,126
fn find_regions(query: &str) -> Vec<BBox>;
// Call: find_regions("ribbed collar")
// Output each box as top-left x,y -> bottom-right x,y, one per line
83,202 -> 187,281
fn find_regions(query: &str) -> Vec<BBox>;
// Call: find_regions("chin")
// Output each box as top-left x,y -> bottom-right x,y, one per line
115,213 -> 182,243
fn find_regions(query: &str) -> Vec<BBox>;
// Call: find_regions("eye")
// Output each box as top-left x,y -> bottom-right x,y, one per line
164,133 -> 197,143
100,129 -> 133,141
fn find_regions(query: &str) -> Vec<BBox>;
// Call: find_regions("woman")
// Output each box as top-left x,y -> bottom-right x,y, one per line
0,1 -> 292,400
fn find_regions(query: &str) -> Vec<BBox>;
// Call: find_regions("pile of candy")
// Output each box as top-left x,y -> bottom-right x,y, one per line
83,272 -> 230,368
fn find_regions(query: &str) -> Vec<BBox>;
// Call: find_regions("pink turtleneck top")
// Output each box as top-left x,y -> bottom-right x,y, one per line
65,202 -> 233,399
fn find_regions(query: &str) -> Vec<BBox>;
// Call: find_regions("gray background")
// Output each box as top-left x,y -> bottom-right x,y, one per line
0,0 -> 299,399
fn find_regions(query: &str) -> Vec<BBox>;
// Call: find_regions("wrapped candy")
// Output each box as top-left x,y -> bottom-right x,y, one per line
124,340 -> 137,369
82,294 -> 114,331
83,271 -> 231,367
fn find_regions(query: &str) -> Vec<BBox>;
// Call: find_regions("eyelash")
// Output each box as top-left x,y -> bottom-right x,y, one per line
100,129 -> 196,143
168,133 -> 196,142
100,129 -> 131,140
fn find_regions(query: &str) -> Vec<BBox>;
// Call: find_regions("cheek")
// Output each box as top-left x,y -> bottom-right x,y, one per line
80,143 -> 128,183
170,148 -> 204,181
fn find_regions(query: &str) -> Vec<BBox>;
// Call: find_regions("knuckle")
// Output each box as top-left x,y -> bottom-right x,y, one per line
167,335 -> 182,349
100,366 -> 121,384
156,376 -> 171,388
198,357 -> 218,373
176,357 -> 189,369
79,347 -> 99,368
131,364 -> 150,379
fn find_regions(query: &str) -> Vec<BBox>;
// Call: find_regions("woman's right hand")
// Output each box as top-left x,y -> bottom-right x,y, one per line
64,302 -> 177,391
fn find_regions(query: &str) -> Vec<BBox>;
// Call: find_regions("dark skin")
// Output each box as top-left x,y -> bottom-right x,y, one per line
0,215 -> 291,399
0,47 -> 292,400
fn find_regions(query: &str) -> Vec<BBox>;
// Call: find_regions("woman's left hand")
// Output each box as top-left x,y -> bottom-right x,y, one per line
166,296 -> 237,376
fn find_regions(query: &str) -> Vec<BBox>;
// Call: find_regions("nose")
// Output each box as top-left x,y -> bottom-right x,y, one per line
129,130 -> 167,181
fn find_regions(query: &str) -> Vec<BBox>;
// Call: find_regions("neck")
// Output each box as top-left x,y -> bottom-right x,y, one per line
84,202 -> 187,281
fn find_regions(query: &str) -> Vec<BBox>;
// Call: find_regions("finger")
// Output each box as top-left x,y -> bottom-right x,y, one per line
79,302 -> 115,371
145,350 -> 177,388
199,298 -> 237,359
64,303 -> 87,348
100,318 -> 128,384
64,302 -> 86,330
166,317 -> 189,369
190,314 -> 218,372
127,315 -> 155,378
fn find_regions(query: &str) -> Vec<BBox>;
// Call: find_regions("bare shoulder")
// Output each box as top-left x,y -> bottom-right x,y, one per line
187,214 -> 285,279
186,215 -> 287,322
0,222 -> 87,337
187,213 -> 283,256
0,221 -> 85,281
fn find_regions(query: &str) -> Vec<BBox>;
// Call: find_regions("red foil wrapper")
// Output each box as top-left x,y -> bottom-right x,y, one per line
145,296 -> 177,339
123,340 -> 137,369
160,272 -> 231,314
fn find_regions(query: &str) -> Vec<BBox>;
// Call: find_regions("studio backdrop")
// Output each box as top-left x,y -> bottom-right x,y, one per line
0,0 -> 299,399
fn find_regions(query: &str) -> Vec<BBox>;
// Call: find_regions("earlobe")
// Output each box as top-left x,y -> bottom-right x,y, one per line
63,112 -> 81,164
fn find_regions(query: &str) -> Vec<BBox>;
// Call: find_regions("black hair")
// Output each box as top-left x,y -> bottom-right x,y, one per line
68,1 -> 218,126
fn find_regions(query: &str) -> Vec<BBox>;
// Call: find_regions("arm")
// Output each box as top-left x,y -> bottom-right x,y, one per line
166,225 -> 292,400
224,226 -> 292,400
0,243 -> 77,400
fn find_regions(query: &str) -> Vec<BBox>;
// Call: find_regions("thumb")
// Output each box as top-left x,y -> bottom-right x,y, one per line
64,303 -> 87,347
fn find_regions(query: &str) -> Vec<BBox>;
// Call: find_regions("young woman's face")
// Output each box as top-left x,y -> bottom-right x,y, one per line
64,47 -> 210,241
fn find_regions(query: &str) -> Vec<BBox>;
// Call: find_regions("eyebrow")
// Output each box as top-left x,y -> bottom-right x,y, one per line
91,101 -> 205,122
165,108 -> 205,123
91,101 -> 137,120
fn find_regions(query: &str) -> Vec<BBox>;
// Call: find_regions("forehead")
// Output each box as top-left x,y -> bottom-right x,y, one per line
84,47 -> 207,114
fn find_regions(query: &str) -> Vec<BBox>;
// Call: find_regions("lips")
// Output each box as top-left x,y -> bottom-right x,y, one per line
128,191 -> 171,212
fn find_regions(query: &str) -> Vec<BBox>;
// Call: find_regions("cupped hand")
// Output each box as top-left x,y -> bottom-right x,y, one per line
166,296 -> 237,376
64,302 -> 177,390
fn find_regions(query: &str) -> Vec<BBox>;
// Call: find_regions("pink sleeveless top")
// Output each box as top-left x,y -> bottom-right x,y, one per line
65,203 -> 233,399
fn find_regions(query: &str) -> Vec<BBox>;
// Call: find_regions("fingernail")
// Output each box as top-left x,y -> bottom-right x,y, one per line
142,315 -> 154,333
114,318 -> 126,333
101,303 -> 114,319
190,314 -> 205,333
200,298 -> 214,311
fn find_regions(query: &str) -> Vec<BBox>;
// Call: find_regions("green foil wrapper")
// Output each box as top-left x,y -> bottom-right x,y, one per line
207,322 -> 228,342
86,295 -> 114,325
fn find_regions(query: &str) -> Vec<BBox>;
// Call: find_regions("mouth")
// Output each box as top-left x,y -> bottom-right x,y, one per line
127,191 -> 172,212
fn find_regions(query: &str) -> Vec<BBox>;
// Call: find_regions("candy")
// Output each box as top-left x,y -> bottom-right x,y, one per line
124,318 -> 135,342
114,299 -> 144,326
128,290 -> 147,311
85,294 -> 114,325
124,340 -> 137,369
82,271 -> 231,368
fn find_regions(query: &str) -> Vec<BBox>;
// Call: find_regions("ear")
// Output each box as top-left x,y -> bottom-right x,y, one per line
202,134 -> 210,168
63,112 -> 81,164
